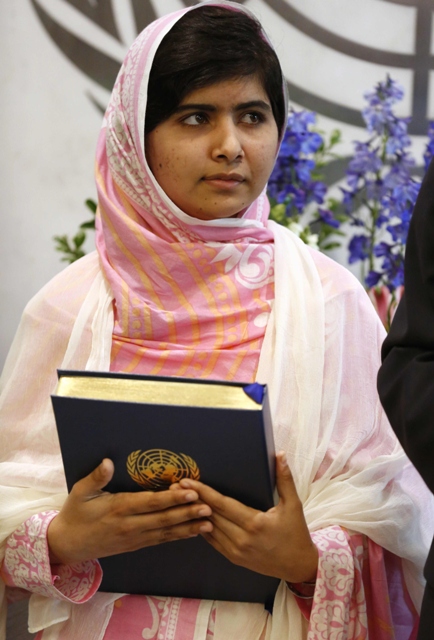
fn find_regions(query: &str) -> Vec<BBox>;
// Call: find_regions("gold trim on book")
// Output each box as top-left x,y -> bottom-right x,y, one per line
127,449 -> 200,490
55,376 -> 261,410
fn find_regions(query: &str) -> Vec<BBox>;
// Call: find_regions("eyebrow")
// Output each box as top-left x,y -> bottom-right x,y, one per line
173,100 -> 272,114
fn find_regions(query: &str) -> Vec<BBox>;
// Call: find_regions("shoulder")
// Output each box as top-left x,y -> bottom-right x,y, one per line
270,221 -> 382,335
1,252 -> 103,390
269,220 -> 362,295
270,220 -> 375,314
24,252 -> 101,323
307,248 -> 384,334
306,247 -> 366,302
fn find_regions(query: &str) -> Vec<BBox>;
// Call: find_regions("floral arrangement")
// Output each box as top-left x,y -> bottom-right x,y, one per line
55,77 -> 431,329
342,76 -> 422,326
269,76 -> 428,328
267,110 -> 344,252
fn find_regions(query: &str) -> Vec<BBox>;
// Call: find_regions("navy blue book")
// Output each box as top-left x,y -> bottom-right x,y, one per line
51,370 -> 278,606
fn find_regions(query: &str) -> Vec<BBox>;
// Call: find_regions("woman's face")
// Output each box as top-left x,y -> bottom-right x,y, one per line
146,75 -> 279,221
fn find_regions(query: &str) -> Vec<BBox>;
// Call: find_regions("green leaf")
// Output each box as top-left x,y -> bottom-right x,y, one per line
53,235 -> 69,251
269,203 -> 289,226
54,196 -> 99,264
321,242 -> 342,251
330,129 -> 342,146
85,198 -> 97,214
73,231 -> 86,248
53,234 -> 85,264
80,219 -> 96,230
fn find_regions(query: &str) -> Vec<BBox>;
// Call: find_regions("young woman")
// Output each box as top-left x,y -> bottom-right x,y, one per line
0,3 -> 431,639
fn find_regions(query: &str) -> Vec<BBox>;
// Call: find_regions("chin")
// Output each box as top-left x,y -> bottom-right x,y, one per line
206,206 -> 248,220
186,210 -> 241,221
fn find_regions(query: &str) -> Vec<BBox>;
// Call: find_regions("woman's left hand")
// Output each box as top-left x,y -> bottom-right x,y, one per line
175,451 -> 318,584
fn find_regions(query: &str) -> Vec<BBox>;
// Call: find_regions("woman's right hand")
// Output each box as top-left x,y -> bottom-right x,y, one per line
47,458 -> 213,565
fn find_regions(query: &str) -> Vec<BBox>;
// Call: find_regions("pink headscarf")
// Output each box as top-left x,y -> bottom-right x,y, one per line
95,2 -> 283,381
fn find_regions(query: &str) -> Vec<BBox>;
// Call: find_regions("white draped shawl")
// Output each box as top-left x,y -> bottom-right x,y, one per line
0,222 -> 431,640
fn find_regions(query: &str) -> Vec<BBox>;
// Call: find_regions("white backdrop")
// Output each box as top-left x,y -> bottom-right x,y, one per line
1,0 -> 430,370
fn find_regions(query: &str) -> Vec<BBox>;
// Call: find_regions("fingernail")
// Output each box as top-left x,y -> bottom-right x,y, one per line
199,522 -> 213,533
279,451 -> 288,467
198,506 -> 211,517
184,492 -> 196,502
181,479 -> 193,488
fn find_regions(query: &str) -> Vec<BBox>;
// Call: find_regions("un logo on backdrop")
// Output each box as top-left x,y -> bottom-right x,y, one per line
31,0 -> 432,133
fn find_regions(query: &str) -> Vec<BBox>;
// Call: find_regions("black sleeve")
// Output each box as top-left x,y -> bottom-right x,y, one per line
378,158 -> 434,493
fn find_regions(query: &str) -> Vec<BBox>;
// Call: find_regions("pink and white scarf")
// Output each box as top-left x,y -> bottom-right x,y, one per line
95,1 -> 279,382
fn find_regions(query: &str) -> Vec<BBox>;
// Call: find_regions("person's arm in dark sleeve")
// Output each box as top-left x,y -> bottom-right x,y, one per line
378,158 -> 434,493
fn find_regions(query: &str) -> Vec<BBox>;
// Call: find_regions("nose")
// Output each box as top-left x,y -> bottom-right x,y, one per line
211,119 -> 244,163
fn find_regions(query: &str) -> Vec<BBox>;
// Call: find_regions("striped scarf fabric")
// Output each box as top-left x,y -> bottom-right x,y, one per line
94,2 -> 277,381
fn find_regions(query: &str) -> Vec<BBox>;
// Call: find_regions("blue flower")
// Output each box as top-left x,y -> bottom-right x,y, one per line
289,186 -> 308,212
348,235 -> 370,263
363,76 -> 404,107
376,212 -> 389,227
318,208 -> 340,228
386,133 -> 411,155
361,77 -> 411,164
362,104 -> 391,134
387,221 -> 410,243
300,131 -> 323,155
342,75 -> 422,294
267,75 -> 427,297
341,188 -> 356,214
370,241 -> 405,291
365,270 -> 382,288
424,121 -> 434,171
267,107 -> 332,223
280,134 -> 301,157
393,180 -> 420,205
347,143 -> 382,177
295,159 -> 315,183
373,242 -> 392,258
310,181 -> 328,203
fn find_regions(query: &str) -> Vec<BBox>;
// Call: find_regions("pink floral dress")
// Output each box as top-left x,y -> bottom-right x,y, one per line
2,512 -> 418,639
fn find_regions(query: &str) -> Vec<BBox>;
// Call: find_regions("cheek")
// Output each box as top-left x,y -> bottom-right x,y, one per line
150,151 -> 196,210
254,142 -> 278,182
159,150 -> 190,177
153,152 -> 183,189
147,136 -> 185,180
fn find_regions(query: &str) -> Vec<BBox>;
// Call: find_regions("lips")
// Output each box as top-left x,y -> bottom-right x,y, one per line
204,173 -> 244,182
202,173 -> 245,190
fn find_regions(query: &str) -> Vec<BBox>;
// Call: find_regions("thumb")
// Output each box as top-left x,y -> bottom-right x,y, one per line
275,451 -> 298,506
72,458 -> 115,498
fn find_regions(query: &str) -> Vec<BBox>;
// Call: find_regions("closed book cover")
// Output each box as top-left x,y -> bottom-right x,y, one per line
51,370 -> 279,605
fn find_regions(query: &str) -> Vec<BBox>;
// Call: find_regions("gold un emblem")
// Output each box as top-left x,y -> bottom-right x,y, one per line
127,449 -> 200,490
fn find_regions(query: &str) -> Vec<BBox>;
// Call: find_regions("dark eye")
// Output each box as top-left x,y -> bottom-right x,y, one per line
241,112 -> 264,124
182,113 -> 208,126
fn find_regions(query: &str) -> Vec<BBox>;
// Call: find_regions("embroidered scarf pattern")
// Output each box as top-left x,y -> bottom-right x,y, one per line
94,3 -> 278,381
